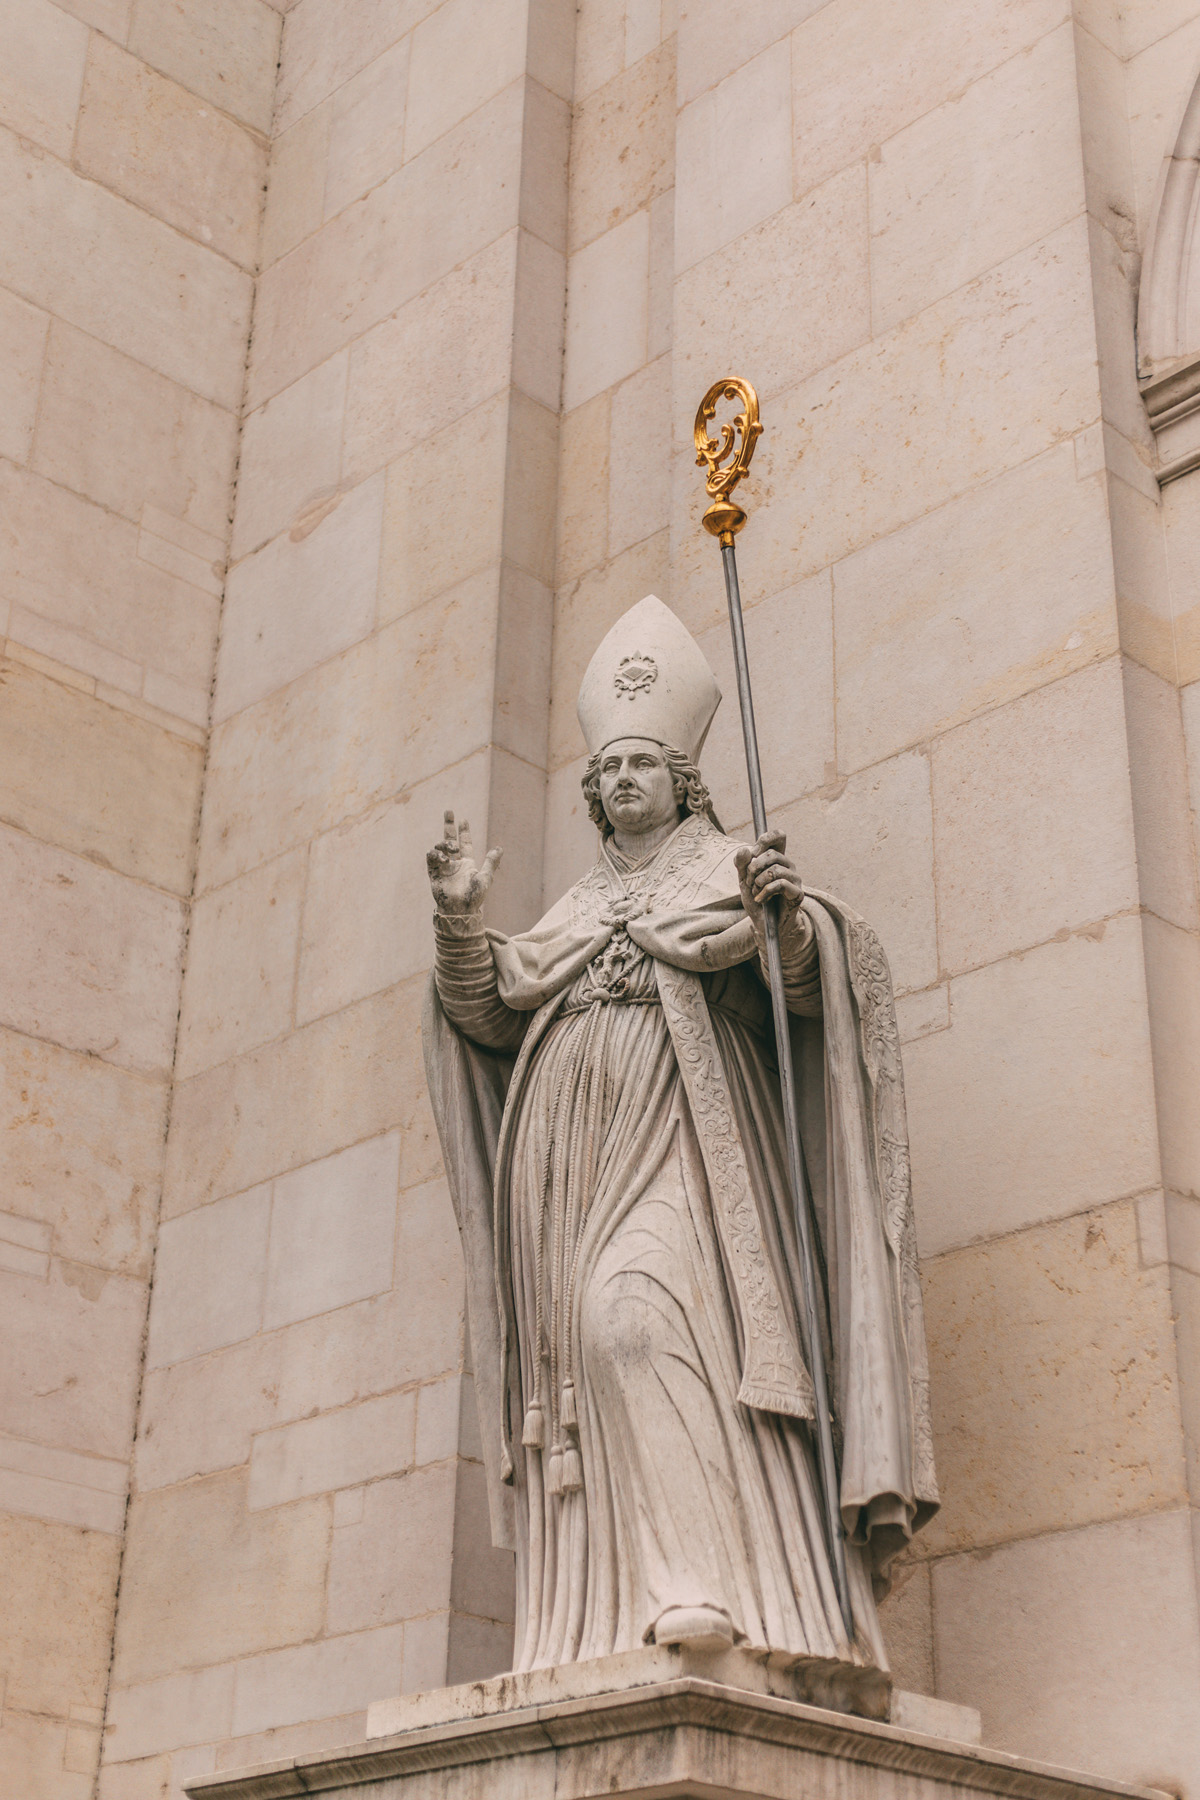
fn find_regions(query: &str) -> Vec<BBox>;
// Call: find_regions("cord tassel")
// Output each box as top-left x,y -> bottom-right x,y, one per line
546,1446 -> 564,1495
560,1380 -> 578,1429
522,1401 -> 545,1449
561,1443 -> 583,1491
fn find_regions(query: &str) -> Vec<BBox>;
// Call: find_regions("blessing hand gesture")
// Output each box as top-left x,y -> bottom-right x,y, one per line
426,812 -> 502,915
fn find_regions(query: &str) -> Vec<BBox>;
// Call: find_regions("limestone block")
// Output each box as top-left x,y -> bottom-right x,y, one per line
212,1712 -> 370,1777
1073,20 -> 1136,242
0,464 -> 219,699
675,38 -> 792,274
344,235 -> 518,488
501,389 -> 560,588
178,853 -> 305,1078
406,0 -> 527,158
249,85 -> 524,406
608,356 -> 670,559
0,825 -> 185,1073
252,1391 -> 415,1512
326,1463 -> 456,1631
162,976 -> 435,1215
56,0 -> 132,33
134,1333 -> 285,1492
494,567 -> 554,769
0,1509 -> 120,1713
1166,481 -> 1200,690
675,221 -> 1100,610
146,1187 -> 272,1368
513,229 -> 568,415
832,442 -> 1117,772
0,129 -> 252,410
931,661 -> 1139,972
1120,0 -> 1200,57
574,0 -> 624,101
922,1202 -> 1186,1559
1141,912 -> 1200,1200
276,0 -> 431,133
932,1509 -> 1200,1788
875,1557 -> 933,1696
261,107 -> 328,268
696,572 -> 835,829
75,39 -> 266,270
549,532 -> 670,770
0,658 -> 203,893
0,1025 -> 166,1278
230,1624 -> 406,1737
0,0 -> 88,158
263,1132 -> 401,1332
114,1470 -> 328,1684
0,285 -> 48,467
33,323 -> 237,540
414,1376 -> 462,1467
1126,17 -> 1200,242
216,476 -> 383,722
379,400 -> 508,621
568,41 -> 674,254
0,1432 -> 127,1533
647,186 -> 673,361
868,26 -> 1084,335
128,0 -> 280,131
449,1456 -> 517,1623
673,166 -> 870,421
0,1713 -> 92,1800
563,211 -> 650,411
791,0 -> 1069,198
231,355 -> 346,561
676,0 -> 820,108
324,39 -> 410,220
1186,676 -> 1200,868
904,919 -> 1160,1256
1,1257 -> 145,1459
556,392 -> 609,584
106,1666 -> 235,1761
1109,474 -> 1174,686
542,756 -> 599,905
1123,658 -> 1200,931
774,752 -> 937,995
97,1755 -> 172,1800
296,762 -> 488,1024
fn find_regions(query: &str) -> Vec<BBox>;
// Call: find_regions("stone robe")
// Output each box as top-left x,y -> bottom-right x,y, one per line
424,813 -> 937,1677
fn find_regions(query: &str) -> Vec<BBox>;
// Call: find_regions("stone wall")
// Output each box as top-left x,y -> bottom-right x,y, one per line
0,0 -> 273,1792
1,1 -> 1198,1797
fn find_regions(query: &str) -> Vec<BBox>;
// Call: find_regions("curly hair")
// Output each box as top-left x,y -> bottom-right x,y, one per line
581,741 -> 717,836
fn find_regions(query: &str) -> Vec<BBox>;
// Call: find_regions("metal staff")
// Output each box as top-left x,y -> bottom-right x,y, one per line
694,377 -> 854,1644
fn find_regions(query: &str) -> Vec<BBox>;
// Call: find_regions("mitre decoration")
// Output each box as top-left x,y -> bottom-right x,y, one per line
576,595 -> 721,765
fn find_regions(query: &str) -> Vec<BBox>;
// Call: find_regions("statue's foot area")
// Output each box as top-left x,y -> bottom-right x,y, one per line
652,1605 -> 735,1650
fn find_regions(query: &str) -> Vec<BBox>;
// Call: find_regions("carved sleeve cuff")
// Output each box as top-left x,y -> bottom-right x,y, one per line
754,905 -> 822,1018
433,914 -> 526,1052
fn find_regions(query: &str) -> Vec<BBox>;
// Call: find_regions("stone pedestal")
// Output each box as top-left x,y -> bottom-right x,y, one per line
185,1650 -> 1154,1800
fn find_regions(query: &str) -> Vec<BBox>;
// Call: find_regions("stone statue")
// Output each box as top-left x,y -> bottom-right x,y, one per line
423,595 -> 938,1684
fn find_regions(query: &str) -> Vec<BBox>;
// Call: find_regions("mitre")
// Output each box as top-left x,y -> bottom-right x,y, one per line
577,594 -> 721,764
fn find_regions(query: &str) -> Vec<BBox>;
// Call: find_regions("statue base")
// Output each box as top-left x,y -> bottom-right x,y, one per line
185,1646 -> 1154,1800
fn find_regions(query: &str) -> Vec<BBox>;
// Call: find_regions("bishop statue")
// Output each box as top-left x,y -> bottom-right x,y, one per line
424,595 -> 938,1684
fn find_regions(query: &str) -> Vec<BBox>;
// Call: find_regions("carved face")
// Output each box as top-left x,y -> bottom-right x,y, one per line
597,738 -> 681,836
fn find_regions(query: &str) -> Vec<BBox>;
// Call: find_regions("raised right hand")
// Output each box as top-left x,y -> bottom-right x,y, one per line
426,811 -> 502,915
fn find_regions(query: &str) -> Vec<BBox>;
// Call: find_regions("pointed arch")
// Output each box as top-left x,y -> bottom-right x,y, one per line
1139,67 -> 1200,481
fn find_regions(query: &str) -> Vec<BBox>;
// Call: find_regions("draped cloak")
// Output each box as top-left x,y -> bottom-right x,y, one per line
423,813 -> 938,1675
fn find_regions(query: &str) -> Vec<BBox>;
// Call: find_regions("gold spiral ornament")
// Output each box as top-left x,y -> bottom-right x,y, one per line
694,377 -> 763,546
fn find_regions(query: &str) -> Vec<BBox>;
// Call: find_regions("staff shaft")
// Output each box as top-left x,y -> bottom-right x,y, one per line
720,541 -> 855,1644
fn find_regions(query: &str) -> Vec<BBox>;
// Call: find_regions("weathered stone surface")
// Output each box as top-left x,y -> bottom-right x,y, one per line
75,37 -> 267,269
112,1469 -> 329,1684
0,285 -> 49,468
0,0 -> 89,160
0,1509 -> 120,1714
568,40 -> 674,253
177,851 -> 306,1079
921,1202 -> 1187,1555
0,1023 -> 166,1277
0,658 -> 203,893
128,0 -> 281,132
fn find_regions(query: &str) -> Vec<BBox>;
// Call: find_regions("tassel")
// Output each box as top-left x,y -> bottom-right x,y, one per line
561,1443 -> 583,1491
522,1401 -> 545,1449
560,1380 -> 578,1429
547,1447 -> 564,1495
